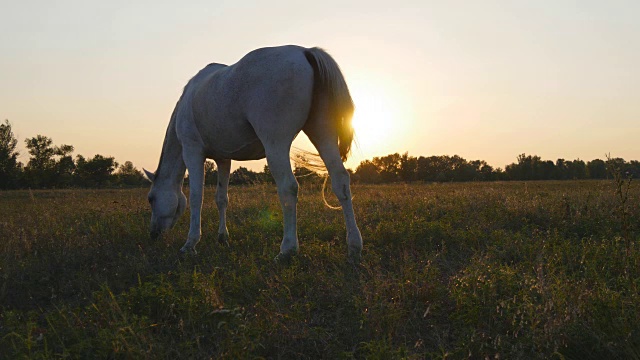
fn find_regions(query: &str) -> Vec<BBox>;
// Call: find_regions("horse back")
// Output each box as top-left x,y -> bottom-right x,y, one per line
185,46 -> 315,160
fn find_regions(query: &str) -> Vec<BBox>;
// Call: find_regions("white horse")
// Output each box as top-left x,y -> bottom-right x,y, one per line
144,45 -> 363,261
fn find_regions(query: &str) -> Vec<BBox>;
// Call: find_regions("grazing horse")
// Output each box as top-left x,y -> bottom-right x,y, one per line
144,45 -> 363,261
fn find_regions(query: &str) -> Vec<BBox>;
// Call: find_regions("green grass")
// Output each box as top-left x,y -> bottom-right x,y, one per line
1,181 -> 639,359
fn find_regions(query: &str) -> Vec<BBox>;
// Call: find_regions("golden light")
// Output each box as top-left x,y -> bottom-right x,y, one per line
352,88 -> 393,144
348,80 -> 408,167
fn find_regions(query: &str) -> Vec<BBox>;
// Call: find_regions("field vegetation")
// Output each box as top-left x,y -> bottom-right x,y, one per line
1,179 -> 639,358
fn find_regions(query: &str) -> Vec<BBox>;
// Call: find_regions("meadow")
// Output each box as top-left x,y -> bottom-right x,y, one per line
1,180 -> 639,359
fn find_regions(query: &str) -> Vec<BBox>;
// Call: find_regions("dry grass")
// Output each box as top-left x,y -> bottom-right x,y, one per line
1,181 -> 639,359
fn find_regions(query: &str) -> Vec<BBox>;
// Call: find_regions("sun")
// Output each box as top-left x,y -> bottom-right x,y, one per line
293,76 -> 410,169
351,88 -> 393,144
348,81 -> 404,164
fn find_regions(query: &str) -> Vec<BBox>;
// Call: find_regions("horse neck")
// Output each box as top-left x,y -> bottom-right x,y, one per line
155,120 -> 186,190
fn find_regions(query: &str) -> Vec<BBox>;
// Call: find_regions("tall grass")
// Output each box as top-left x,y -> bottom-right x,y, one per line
1,181 -> 638,359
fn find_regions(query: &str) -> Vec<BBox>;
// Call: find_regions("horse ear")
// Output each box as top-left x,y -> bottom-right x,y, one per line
143,168 -> 155,183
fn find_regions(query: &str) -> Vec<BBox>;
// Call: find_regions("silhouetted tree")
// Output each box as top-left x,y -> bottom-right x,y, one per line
555,158 -> 568,180
74,154 -> 118,187
24,135 -> 57,187
416,156 -> 439,181
23,135 -> 77,188
229,166 -> 260,185
568,159 -> 587,180
353,160 -> 381,183
262,165 -> 275,184
54,144 -> 75,187
505,154 -> 546,180
587,159 -> 607,179
448,155 -> 474,181
117,161 -> 145,186
628,160 -> 640,178
412,155 -> 492,182
294,163 -> 319,184
372,153 -> 402,182
538,160 -> 555,180
476,161 -> 496,181
0,120 -> 21,189
204,160 -> 218,186
399,152 -> 418,182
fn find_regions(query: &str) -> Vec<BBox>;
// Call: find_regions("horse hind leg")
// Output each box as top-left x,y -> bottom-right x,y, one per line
265,145 -> 300,261
214,159 -> 231,246
306,132 -> 363,262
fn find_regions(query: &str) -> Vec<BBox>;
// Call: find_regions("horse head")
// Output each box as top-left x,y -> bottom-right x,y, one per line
144,168 -> 187,239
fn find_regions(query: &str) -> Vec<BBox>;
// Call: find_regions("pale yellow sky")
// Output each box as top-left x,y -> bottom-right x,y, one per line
1,0 -> 638,172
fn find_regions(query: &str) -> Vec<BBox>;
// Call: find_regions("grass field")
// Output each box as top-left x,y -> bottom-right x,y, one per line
1,180 -> 639,359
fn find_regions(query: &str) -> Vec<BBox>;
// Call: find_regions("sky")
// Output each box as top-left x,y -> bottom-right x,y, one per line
1,0 -> 638,172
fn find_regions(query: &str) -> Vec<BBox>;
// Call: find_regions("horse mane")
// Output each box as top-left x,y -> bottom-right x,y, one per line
152,102 -> 179,178
153,64 -> 226,177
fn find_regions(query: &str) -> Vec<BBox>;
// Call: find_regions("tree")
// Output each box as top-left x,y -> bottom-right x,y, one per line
628,160 -> 640,178
262,164 -> 275,184
204,160 -> 217,186
23,135 -> 76,188
25,135 -> 55,170
505,154 -> 545,180
567,159 -> 586,180
294,163 -> 319,184
416,155 -> 455,182
0,120 -> 21,189
372,153 -> 402,182
555,159 -> 568,180
353,160 -> 381,183
540,160 -> 556,180
449,155 -> 475,181
117,161 -> 145,186
74,154 -> 118,187
229,167 -> 260,185
416,156 -> 438,181
24,135 -> 57,187
399,152 -> 418,182
605,156 -> 628,180
476,161 -> 496,181
54,144 -> 75,187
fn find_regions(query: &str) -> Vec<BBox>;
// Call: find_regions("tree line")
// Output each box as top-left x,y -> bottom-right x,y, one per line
350,152 -> 638,183
0,120 -> 636,189
0,120 -> 144,189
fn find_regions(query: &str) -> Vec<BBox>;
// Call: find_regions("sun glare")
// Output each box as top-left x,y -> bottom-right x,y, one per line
348,81 -> 406,165
352,90 -> 392,143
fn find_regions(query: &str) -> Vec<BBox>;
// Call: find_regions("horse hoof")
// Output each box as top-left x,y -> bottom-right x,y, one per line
217,233 -> 230,246
179,246 -> 197,255
348,247 -> 362,264
274,250 -> 296,264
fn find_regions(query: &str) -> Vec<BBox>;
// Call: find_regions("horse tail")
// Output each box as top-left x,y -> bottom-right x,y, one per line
304,47 -> 355,162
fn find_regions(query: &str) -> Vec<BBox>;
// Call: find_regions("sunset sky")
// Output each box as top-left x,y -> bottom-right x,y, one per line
1,1 -> 638,172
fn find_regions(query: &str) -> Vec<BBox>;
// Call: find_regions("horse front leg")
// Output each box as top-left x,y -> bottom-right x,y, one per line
181,151 -> 205,254
214,159 -> 231,246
